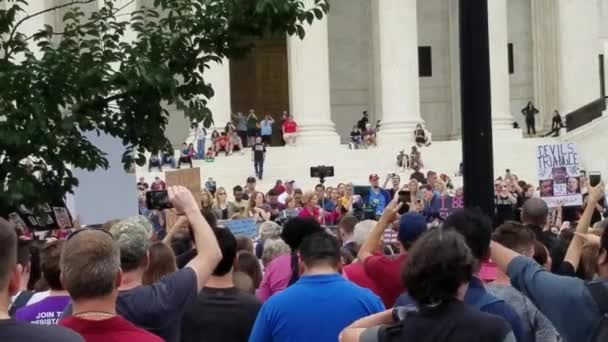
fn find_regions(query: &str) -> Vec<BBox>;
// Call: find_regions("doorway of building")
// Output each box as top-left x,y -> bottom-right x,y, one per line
230,37 -> 289,146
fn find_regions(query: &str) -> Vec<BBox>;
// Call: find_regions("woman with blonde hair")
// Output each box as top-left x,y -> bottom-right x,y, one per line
200,188 -> 214,212
212,186 -> 229,220
262,238 -> 291,267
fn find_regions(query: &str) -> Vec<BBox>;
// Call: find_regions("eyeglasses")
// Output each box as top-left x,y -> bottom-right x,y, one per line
67,227 -> 113,240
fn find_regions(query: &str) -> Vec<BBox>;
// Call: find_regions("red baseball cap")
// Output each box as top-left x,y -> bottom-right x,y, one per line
369,174 -> 380,181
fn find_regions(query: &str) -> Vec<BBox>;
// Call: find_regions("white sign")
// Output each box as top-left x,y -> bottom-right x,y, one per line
536,143 -> 583,208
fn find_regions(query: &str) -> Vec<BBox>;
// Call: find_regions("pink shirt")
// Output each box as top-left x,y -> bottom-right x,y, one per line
257,253 -> 292,302
298,207 -> 322,224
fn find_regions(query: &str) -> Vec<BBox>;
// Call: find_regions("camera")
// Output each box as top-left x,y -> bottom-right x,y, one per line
310,166 -> 335,180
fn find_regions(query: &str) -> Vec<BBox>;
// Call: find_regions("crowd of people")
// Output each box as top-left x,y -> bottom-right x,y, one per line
147,110 -> 297,172
6,154 -> 608,342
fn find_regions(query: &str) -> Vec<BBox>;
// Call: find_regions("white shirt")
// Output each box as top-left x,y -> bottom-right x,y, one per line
278,191 -> 293,205
194,127 -> 207,141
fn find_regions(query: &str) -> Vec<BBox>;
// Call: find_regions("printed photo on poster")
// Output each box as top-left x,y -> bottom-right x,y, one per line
536,143 -> 582,207
8,213 -> 27,231
53,207 -> 72,230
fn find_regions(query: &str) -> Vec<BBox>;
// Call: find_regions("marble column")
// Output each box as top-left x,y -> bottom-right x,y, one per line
287,0 -> 340,145
555,0 -> 600,114
487,0 -> 515,131
448,0 -> 462,139
531,0 -> 560,131
205,59 -> 232,131
373,0 -> 422,145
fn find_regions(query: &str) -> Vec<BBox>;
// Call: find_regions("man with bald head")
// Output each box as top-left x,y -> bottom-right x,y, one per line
0,218 -> 82,342
521,197 -> 567,273
59,229 -> 161,342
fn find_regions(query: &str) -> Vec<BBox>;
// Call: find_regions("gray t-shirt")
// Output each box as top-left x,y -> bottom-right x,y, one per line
486,283 -> 560,342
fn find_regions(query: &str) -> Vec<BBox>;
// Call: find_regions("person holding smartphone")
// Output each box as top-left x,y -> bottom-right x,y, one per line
252,137 -> 266,180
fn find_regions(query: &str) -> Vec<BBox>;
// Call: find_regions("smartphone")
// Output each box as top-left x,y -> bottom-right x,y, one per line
397,191 -> 411,214
146,191 -> 173,210
589,172 -> 602,187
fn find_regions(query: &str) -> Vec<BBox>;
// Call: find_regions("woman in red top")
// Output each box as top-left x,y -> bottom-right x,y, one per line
298,191 -> 323,224
282,115 -> 298,146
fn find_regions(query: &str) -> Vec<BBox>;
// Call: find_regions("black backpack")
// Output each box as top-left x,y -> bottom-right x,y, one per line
586,281 -> 608,342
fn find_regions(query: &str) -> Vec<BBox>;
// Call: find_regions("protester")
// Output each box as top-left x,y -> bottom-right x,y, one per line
59,229 -> 162,342
244,177 -> 257,200
161,145 -> 177,169
261,239 -> 291,267
522,101 -> 540,136
192,123 -> 207,160
350,125 -> 364,150
281,115 -> 298,146
249,232 -> 384,341
249,192 -> 271,224
181,228 -> 261,342
257,218 -> 322,302
246,110 -> 259,147
338,214 -> 359,254
490,182 -> 607,342
177,143 -> 194,169
251,136 -> 266,180
235,235 -> 254,254
357,111 -> 370,131
260,115 -> 275,145
366,174 -> 391,217
142,242 -> 177,286
266,189 -> 285,221
298,191 -> 323,224
200,188 -> 214,213
232,112 -> 248,147
487,222 -> 560,342
414,123 -> 430,147
234,251 -> 263,291
15,241 -> 69,325
8,239 -> 34,316
62,186 -> 222,342
395,208 -> 524,342
383,174 -> 401,199
358,197 -> 427,307
212,187 -> 230,220
544,110 -> 564,137
421,184 -> 441,223
340,229 -> 515,342
256,221 -> 282,259
342,220 -> 382,295
410,163 -> 426,184
148,151 -> 162,172
228,186 -> 249,219
410,146 -> 423,169
363,123 -> 377,147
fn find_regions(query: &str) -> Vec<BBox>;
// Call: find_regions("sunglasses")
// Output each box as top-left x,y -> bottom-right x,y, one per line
67,227 -> 113,240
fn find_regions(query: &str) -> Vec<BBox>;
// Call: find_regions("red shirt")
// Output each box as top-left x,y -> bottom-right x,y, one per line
343,262 -> 382,298
60,316 -> 162,342
282,120 -> 297,133
362,253 -> 408,308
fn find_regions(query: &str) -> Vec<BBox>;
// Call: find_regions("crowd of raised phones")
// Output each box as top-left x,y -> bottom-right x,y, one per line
2,165 -> 608,342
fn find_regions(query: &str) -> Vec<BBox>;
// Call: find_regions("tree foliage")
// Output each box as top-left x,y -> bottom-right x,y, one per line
0,0 -> 329,208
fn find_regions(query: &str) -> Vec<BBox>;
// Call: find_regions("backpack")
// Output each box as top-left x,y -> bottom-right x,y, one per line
586,281 -> 608,342
8,290 -> 34,316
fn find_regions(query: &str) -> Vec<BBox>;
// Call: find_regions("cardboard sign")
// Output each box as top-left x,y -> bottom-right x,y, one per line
536,143 -> 583,207
164,168 -> 202,227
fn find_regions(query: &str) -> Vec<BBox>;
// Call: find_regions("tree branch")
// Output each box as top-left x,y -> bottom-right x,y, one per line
4,0 -> 96,60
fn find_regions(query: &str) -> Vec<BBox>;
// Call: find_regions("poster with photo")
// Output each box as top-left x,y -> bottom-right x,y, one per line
536,143 -> 582,207
52,207 -> 72,230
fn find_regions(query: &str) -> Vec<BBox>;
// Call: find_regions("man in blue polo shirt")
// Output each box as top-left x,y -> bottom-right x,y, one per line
249,232 -> 384,342
394,209 -> 524,342
366,174 -> 391,217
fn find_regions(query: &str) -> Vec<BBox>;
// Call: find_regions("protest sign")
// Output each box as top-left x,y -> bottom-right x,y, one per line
438,196 -> 464,220
536,143 -> 582,207
221,218 -> 257,238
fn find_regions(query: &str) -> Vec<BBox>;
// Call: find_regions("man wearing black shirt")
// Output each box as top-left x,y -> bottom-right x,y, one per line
521,198 -> 569,275
357,111 -> 369,131
410,165 -> 426,184
181,228 -> 261,342
252,137 -> 266,180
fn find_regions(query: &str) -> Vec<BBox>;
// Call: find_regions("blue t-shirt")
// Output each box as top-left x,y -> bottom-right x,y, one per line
395,277 -> 524,342
368,189 -> 387,216
260,120 -> 273,136
508,256 -> 604,342
249,273 -> 384,342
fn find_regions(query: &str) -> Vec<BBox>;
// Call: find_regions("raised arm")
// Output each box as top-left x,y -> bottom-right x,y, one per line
169,186 -> 222,291
162,216 -> 188,245
563,182 -> 605,270
358,196 -> 401,262
339,310 -> 394,342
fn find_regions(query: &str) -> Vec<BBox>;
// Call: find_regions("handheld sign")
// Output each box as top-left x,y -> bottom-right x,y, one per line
536,143 -> 582,208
